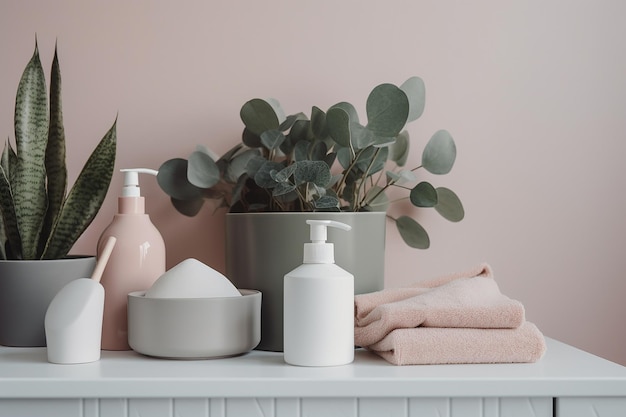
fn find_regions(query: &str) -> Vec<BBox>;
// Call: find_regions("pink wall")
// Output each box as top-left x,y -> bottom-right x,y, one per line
1,1 -> 625,365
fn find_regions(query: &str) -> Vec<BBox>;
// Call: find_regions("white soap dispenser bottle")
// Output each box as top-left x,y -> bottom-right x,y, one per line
97,168 -> 166,351
284,220 -> 354,367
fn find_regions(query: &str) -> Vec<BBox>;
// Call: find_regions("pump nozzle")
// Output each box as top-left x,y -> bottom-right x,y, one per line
304,220 -> 352,264
121,168 -> 158,197
306,220 -> 351,243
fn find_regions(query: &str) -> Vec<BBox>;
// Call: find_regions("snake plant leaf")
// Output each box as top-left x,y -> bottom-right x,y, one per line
43,120 -> 117,259
157,158 -> 204,200
43,46 -> 67,247
400,76 -> 426,122
171,196 -> 204,217
240,99 -> 280,136
366,83 -> 409,137
410,181 -> 438,207
395,215 -> 430,249
434,187 -> 465,222
0,144 -> 20,259
294,160 -> 331,187
13,42 -> 49,259
390,130 -> 410,167
260,129 -> 285,150
188,149 -> 219,189
422,129 -> 456,175
326,107 -> 352,148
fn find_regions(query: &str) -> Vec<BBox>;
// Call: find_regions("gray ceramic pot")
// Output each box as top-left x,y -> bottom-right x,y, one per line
0,256 -> 96,347
225,212 -> 385,351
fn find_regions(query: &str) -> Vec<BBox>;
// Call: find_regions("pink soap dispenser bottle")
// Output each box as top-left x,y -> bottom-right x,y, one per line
97,168 -> 166,350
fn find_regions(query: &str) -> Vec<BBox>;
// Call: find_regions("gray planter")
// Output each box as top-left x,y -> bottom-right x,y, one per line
226,212 -> 385,351
0,256 -> 96,347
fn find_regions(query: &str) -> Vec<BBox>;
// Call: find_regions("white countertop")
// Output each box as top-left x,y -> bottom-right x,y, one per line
1,338 -> 625,399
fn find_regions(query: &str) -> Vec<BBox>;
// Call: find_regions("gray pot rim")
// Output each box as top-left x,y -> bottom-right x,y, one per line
0,255 -> 95,264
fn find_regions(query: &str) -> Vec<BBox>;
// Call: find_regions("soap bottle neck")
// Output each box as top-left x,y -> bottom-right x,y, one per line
118,196 -> 145,214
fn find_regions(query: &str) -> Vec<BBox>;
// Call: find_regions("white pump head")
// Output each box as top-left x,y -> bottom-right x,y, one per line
303,220 -> 352,264
121,168 -> 158,197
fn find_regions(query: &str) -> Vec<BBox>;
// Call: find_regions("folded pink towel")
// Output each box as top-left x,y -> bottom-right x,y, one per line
354,264 -> 525,347
355,263 -> 494,320
368,321 -> 546,365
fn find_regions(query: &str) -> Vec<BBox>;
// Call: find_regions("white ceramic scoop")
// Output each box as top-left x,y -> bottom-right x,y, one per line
44,237 -> 116,364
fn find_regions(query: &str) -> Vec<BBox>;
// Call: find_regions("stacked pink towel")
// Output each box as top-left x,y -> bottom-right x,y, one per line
354,263 -> 546,365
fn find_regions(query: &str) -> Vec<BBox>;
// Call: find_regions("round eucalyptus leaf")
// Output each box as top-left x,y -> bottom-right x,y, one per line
294,140 -> 310,162
195,144 -> 220,161
260,129 -> 286,150
365,186 -> 389,212
435,187 -> 465,222
422,129 -> 456,175
314,195 -> 340,210
171,197 -> 205,217
311,106 -> 328,139
387,169 -> 417,185
289,119 -> 313,142
395,216 -> 430,249
351,123 -> 376,150
336,146 -> 353,169
294,160 -> 331,187
326,107 -> 351,148
400,76 -> 426,122
242,128 -> 262,148
328,101 -> 360,124
272,164 -> 296,183
240,98 -> 280,136
410,181 -> 438,207
157,158 -> 204,201
254,161 -> 284,188
366,83 -> 410,137
226,149 -> 260,183
390,130 -> 410,166
272,181 -> 297,197
188,150 -> 220,189
310,140 -> 327,161
245,155 -> 268,178
279,112 -> 307,131
355,146 -> 388,175
265,97 -> 286,124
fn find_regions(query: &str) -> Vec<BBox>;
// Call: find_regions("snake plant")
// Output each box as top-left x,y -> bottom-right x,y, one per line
158,77 -> 463,249
0,40 -> 116,260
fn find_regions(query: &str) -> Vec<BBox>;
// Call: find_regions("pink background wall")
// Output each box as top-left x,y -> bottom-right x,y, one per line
1,1 -> 625,365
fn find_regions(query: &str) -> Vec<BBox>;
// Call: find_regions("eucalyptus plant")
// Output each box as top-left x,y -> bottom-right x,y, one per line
158,76 -> 463,248
0,40 -> 117,260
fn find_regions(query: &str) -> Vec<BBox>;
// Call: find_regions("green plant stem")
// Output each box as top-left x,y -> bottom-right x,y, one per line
355,148 -> 381,209
335,147 -> 367,198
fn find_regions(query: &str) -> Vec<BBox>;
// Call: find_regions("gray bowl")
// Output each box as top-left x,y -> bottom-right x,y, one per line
127,289 -> 261,359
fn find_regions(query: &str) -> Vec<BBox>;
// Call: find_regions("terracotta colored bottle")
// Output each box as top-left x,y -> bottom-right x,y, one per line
97,169 -> 166,350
